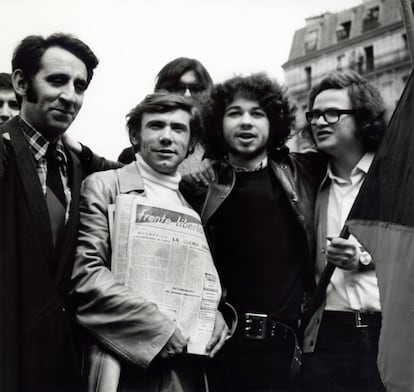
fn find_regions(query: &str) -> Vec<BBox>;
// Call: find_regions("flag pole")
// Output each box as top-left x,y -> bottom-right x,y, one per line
401,0 -> 414,66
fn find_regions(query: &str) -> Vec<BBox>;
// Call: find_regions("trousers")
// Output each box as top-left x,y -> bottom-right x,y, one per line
301,311 -> 385,392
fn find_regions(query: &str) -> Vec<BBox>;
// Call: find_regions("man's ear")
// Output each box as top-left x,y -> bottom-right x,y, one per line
186,137 -> 197,157
12,69 -> 28,98
129,130 -> 141,149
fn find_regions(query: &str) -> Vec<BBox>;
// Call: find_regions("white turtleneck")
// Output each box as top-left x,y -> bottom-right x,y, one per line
135,153 -> 189,209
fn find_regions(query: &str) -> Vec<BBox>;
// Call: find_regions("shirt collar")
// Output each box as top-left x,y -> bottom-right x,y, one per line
322,152 -> 374,187
20,117 -> 67,166
226,155 -> 268,172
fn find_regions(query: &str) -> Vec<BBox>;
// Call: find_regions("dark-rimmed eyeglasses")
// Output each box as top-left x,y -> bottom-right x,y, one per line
305,109 -> 356,125
168,82 -> 204,95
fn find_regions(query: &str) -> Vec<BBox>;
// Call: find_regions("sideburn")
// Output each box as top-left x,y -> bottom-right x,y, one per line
26,80 -> 38,103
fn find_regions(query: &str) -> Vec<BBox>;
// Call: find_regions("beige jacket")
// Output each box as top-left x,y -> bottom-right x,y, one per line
71,162 -> 176,372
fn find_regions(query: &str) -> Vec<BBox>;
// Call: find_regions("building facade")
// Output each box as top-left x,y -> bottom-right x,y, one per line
283,0 -> 412,150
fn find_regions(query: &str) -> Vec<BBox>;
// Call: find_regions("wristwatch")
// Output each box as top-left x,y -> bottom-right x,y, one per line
358,249 -> 372,270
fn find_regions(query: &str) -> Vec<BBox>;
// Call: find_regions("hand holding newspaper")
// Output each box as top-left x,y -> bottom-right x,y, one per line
109,194 -> 222,355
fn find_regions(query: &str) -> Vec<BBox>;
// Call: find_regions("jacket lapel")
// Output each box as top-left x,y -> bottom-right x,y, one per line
118,161 -> 145,193
201,162 -> 234,223
315,178 -> 330,283
6,119 -> 54,262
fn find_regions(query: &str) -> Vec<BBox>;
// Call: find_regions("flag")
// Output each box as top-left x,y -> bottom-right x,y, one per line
346,70 -> 414,392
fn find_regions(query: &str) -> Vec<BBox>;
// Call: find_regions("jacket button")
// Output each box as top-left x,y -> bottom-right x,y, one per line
62,307 -> 66,312
281,164 -> 288,169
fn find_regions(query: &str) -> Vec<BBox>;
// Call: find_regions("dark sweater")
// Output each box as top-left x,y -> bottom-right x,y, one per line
209,166 -> 306,320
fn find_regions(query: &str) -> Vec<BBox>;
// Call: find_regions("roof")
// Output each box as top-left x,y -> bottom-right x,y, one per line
285,0 -> 403,65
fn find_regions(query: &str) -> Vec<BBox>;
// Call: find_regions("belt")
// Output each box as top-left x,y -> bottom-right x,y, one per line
323,310 -> 381,329
239,312 -> 297,340
237,312 -> 302,382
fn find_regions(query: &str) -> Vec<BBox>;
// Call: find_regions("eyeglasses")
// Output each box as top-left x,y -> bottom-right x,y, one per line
168,82 -> 204,95
305,109 -> 356,125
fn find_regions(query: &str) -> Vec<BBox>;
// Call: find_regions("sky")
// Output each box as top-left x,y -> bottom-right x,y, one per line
1,0 -> 363,159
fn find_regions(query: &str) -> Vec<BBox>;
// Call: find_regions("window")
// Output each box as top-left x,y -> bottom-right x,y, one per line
305,66 -> 312,89
305,30 -> 318,52
336,21 -> 351,41
365,46 -> 374,72
363,6 -> 380,32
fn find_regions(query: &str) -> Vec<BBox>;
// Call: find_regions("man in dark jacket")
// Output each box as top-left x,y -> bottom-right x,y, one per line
0,33 -> 100,392
182,73 -> 325,391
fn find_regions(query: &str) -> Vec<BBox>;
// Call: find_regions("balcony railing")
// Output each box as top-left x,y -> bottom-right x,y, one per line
362,18 -> 380,32
285,47 -> 411,95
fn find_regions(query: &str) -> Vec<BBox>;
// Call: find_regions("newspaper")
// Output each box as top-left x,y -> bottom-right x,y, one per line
110,194 -> 222,355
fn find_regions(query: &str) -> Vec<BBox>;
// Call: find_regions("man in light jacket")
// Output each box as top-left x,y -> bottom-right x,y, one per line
71,93 -> 228,391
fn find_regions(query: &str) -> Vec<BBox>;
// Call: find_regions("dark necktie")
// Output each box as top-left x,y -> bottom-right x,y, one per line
46,143 -> 66,206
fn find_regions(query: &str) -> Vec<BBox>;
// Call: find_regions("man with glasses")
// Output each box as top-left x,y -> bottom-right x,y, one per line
301,70 -> 387,391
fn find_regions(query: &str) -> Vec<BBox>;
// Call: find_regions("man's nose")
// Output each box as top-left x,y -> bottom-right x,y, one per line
0,104 -> 12,119
240,112 -> 253,128
183,88 -> 191,97
159,127 -> 173,144
59,84 -> 77,103
0,114 -> 10,124
313,114 -> 328,127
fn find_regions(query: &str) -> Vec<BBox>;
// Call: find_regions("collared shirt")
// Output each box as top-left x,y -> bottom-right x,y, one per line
21,118 -> 71,222
226,155 -> 268,172
323,153 -> 380,312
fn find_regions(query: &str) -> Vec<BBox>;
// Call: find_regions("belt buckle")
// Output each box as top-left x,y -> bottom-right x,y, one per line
244,312 -> 268,340
355,312 -> 368,328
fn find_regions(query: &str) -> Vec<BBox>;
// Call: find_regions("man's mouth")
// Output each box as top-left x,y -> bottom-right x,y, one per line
155,149 -> 176,155
236,132 -> 256,141
52,108 -> 74,116
316,130 -> 332,140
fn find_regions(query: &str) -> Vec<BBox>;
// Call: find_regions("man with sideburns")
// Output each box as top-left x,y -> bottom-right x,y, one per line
0,33 -> 99,391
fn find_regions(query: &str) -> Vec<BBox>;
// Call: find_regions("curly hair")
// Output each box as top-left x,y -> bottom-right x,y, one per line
303,70 -> 387,152
126,92 -> 201,155
200,73 -> 295,159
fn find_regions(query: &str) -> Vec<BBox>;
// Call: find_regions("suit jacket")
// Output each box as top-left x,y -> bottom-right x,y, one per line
0,117 -> 85,391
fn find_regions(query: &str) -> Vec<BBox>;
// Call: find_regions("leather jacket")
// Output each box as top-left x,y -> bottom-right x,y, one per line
71,162 -> 176,369
182,149 -> 326,296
